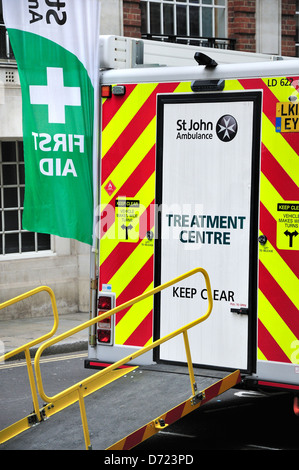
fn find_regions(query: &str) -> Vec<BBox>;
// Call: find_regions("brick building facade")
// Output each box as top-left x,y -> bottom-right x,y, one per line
123,0 -> 297,56
281,0 -> 297,56
123,0 -> 142,38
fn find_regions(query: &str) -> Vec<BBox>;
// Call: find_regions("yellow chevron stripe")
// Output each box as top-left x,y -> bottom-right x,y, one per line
224,79 -> 245,91
218,370 -> 242,394
258,291 -> 297,361
115,291 -> 153,344
257,79 -> 299,362
262,114 -> 299,187
108,237 -> 153,298
260,170 -> 299,255
172,78 -> 245,95
262,77 -> 299,102
260,171 -> 282,219
260,170 -> 299,254
100,172 -> 156,265
107,370 -> 241,450
101,83 -> 158,157
101,171 -> 155,246
101,117 -> 156,207
224,77 -> 298,186
224,76 -> 298,186
259,236 -> 299,309
143,337 -> 153,347
173,81 -> 192,93
257,346 -> 267,361
100,84 -> 158,346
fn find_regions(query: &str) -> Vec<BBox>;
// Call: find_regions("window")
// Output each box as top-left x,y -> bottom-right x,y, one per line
296,0 -> 299,57
141,0 -> 226,41
0,141 -> 51,255
0,0 -> 14,59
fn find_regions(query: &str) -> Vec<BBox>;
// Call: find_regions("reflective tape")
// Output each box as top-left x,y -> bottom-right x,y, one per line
237,77 -> 299,363
100,82 -> 180,346
100,76 -> 299,362
107,370 -> 241,450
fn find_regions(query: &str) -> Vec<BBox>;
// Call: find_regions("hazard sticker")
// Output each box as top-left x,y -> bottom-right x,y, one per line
104,180 -> 116,196
276,202 -> 299,250
115,198 -> 140,243
276,102 -> 299,133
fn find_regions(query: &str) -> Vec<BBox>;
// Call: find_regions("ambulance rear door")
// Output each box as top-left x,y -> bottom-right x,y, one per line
154,91 -> 262,373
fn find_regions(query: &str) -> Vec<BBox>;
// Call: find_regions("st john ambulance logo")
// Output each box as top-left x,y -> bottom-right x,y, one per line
216,115 -> 238,142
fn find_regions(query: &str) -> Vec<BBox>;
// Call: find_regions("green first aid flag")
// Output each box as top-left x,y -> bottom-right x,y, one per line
3,0 -> 101,245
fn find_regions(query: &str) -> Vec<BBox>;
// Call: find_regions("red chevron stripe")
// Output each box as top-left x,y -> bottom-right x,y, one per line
240,77 -> 299,153
99,243 -> 134,288
258,318 -> 291,363
165,402 -> 186,425
101,82 -> 179,183
261,143 -> 299,200
100,145 -> 155,238
139,199 -> 156,239
100,203 -> 155,288
259,202 -> 299,277
109,372 -> 242,450
202,379 -> 222,404
115,255 -> 154,325
101,83 -> 137,131
101,105 -> 153,184
122,425 -> 147,450
124,310 -> 153,346
259,261 -> 299,338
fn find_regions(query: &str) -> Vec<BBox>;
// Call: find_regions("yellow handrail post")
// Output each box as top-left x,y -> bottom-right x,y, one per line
182,330 -> 196,397
34,268 -> 213,406
24,347 -> 41,422
0,286 -> 59,363
77,385 -> 91,450
1,268 -> 214,448
0,286 -> 58,435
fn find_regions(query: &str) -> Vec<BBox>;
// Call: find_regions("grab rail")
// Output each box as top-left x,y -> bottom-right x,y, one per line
33,267 -> 212,449
0,286 -> 59,422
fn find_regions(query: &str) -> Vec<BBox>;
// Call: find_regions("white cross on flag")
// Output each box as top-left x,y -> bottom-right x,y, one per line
29,67 -> 82,124
3,0 -> 101,245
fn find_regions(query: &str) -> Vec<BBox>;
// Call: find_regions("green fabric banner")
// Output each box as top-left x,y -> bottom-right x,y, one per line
3,1 -> 101,245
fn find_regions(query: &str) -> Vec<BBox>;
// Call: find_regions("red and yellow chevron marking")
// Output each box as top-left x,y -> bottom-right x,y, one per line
106,369 -> 241,450
99,82 -> 191,347
226,77 -> 299,364
100,76 -> 299,361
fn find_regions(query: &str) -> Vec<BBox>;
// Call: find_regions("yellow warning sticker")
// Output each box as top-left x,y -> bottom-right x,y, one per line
115,198 -> 140,242
276,102 -> 299,133
276,202 -> 299,250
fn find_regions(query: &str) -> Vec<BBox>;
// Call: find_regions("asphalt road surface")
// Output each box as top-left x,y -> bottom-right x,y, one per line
1,352 -> 299,453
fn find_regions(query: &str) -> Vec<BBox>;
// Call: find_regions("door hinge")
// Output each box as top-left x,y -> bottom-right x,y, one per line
90,278 -> 97,290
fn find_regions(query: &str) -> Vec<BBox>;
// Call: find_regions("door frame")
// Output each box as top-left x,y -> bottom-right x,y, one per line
153,90 -> 262,373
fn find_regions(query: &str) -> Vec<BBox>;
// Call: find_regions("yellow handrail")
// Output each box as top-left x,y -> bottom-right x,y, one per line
0,286 -> 59,361
1,268 -> 212,449
32,267 -> 212,449
34,267 -> 212,403
0,286 -> 59,422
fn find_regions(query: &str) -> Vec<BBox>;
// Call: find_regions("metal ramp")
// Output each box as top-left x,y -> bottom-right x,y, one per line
106,366 -> 241,450
0,361 -> 241,450
0,267 -> 241,450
